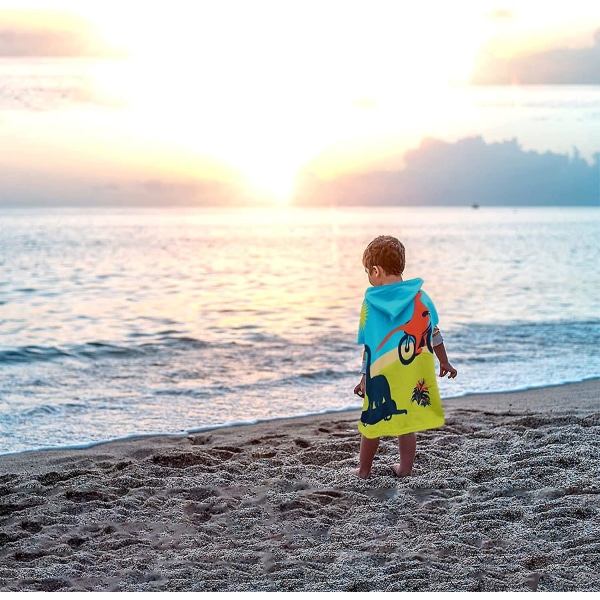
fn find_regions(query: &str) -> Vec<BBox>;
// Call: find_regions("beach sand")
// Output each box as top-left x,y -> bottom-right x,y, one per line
0,379 -> 598,592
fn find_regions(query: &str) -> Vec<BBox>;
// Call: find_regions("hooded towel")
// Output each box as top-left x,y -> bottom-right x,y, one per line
357,278 -> 444,438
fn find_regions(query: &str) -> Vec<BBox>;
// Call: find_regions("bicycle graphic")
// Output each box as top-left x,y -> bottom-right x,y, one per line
398,323 -> 433,365
375,292 -> 434,366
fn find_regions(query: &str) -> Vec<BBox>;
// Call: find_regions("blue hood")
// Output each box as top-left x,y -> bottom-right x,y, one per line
364,278 -> 424,320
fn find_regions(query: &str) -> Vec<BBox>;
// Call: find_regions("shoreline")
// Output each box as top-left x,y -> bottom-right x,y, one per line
2,377 -> 598,460
0,378 -> 598,592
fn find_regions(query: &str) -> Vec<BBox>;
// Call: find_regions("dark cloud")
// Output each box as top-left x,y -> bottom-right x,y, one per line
472,35 -> 600,84
294,137 -> 600,207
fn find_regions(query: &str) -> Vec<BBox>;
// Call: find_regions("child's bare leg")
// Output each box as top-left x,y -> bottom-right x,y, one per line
390,433 -> 416,477
352,435 -> 379,479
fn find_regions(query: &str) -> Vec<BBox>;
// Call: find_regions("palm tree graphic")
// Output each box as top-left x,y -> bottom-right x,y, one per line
411,379 -> 431,407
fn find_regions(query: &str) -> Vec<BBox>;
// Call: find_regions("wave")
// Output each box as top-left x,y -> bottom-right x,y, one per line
0,402 -> 88,426
449,319 -> 600,362
1,319 -> 597,373
295,368 -> 354,382
0,346 -> 74,364
0,329 -> 310,367
0,335 -> 212,366
2,377 -> 597,459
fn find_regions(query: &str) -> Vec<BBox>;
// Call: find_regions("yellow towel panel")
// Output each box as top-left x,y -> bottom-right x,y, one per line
358,346 -> 444,439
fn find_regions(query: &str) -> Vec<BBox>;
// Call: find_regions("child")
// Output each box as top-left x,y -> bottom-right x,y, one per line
353,235 -> 457,479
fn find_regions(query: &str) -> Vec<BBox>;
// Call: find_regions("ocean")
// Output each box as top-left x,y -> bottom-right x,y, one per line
0,205 -> 598,455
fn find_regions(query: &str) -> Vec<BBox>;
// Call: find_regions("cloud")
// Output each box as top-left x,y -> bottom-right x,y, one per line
0,10 -> 124,57
294,137 -> 600,207
2,136 -> 597,207
83,179 -> 247,207
488,9 -> 514,21
0,28 -> 87,57
472,34 -> 600,84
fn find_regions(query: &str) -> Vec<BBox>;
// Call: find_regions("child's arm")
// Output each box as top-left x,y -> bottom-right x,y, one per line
354,374 -> 366,397
432,327 -> 457,379
354,347 -> 367,397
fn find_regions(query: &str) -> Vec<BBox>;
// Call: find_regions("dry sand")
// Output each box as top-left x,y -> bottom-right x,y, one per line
0,379 -> 598,592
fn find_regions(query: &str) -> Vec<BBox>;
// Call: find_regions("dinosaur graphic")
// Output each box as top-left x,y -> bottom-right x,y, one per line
360,345 -> 408,426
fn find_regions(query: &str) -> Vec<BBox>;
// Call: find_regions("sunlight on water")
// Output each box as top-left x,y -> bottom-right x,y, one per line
0,206 -> 598,454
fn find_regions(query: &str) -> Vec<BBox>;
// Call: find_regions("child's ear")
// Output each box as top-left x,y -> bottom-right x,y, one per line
372,266 -> 380,277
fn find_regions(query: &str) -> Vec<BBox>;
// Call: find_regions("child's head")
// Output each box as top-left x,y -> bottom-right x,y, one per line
363,235 -> 405,276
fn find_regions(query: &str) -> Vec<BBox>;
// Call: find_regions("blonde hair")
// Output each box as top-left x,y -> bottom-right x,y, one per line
363,235 -> 405,276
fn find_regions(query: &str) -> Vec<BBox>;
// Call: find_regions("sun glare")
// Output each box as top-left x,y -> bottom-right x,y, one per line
72,1 -> 506,202
239,161 -> 298,205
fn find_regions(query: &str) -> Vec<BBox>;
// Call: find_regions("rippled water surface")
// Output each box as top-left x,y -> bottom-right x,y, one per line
0,206 -> 598,454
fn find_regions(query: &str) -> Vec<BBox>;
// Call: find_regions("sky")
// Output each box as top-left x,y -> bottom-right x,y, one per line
0,1 -> 599,205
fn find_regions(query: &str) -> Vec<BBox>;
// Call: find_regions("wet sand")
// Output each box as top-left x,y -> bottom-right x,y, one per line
0,379 -> 598,592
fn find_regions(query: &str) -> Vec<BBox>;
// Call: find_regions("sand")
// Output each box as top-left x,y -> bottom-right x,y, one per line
0,379 -> 598,592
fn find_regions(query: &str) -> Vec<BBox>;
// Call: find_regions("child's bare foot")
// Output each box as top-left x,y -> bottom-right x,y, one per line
351,468 -> 370,479
389,463 -> 411,478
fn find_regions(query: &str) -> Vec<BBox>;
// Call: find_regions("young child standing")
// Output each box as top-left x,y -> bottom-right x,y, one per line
353,235 -> 457,479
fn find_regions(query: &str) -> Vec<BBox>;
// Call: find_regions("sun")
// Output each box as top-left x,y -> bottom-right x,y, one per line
71,1 -> 500,203
77,3 -> 339,204
236,158 -> 300,205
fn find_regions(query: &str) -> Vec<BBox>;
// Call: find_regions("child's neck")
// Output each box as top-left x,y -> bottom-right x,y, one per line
378,274 -> 403,286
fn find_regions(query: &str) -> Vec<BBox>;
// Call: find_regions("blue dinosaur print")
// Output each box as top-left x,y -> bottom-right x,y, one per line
360,345 -> 408,426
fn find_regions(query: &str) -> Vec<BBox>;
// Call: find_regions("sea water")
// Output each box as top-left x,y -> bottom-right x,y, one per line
0,206 -> 598,455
